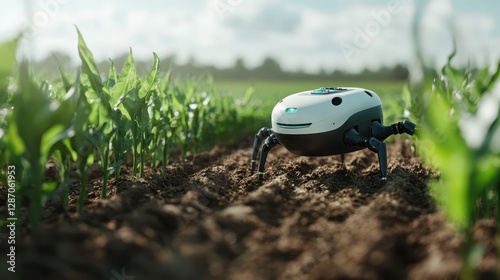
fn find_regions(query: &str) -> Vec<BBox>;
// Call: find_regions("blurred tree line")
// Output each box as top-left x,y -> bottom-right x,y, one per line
34,51 -> 409,81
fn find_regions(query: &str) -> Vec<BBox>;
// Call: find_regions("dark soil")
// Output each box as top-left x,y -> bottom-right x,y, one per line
0,140 -> 497,280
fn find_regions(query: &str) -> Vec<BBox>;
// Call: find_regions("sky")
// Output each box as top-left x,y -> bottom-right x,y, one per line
1,0 -> 499,73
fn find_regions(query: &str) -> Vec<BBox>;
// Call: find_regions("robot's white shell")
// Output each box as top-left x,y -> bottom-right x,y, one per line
272,87 -> 381,135
271,87 -> 383,156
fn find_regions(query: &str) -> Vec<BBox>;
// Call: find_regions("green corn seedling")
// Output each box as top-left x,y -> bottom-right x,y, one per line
137,53 -> 160,177
0,37 -> 18,186
406,49 -> 500,279
50,140 -> 73,209
7,62 -> 77,229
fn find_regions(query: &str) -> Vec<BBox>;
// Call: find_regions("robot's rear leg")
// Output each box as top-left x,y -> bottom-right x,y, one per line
371,120 -> 416,141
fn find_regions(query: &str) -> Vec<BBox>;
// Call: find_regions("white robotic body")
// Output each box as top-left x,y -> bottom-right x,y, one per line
272,95 -> 332,124
271,88 -> 382,135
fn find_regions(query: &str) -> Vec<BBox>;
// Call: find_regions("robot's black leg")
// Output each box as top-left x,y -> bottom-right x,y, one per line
344,128 -> 382,153
344,128 -> 387,185
251,127 -> 273,173
258,134 -> 279,182
377,142 -> 388,184
371,120 -> 416,141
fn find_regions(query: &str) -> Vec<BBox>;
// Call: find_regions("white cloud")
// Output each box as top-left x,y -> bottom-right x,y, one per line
1,0 -> 499,73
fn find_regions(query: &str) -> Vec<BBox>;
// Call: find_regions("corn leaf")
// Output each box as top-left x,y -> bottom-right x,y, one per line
138,53 -> 160,99
111,49 -> 138,119
106,60 -> 118,89
76,27 -> 103,96
58,65 -> 75,92
424,94 -> 472,226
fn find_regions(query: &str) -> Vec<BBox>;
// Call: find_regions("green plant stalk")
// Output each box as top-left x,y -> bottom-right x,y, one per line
94,123 -> 113,199
461,167 -> 477,280
113,135 -> 121,179
138,106 -> 148,178
162,135 -> 171,167
55,153 -> 71,210
113,114 -> 123,179
140,131 -> 145,177
461,231 -> 475,280
150,129 -> 159,169
62,158 -> 70,210
77,161 -> 88,213
101,147 -> 110,199
181,115 -> 190,160
131,121 -> 138,177
28,153 -> 43,230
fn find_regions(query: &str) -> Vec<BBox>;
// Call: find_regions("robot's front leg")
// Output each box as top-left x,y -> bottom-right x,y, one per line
344,128 -> 388,185
251,127 -> 273,172
258,134 -> 280,181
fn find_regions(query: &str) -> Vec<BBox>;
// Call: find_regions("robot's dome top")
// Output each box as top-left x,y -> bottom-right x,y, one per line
311,87 -> 350,94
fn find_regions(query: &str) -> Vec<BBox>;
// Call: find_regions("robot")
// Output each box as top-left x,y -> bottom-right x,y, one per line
251,87 -> 416,184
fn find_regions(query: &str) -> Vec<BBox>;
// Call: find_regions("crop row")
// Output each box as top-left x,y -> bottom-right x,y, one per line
0,30 -> 266,230
405,46 -> 500,277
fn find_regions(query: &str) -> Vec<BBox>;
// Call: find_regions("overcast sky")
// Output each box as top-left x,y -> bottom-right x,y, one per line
1,0 -> 499,73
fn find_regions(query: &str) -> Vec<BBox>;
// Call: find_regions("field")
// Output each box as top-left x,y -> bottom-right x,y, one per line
1,140 -> 497,280
214,80 -> 405,109
1,32 -> 499,280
